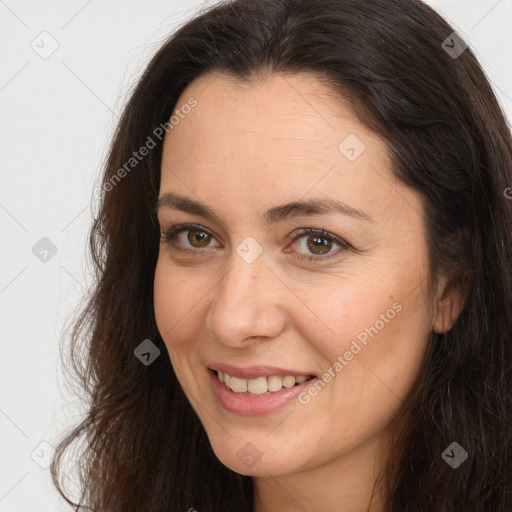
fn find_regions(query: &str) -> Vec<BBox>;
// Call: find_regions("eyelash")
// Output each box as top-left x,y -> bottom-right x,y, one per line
159,223 -> 350,263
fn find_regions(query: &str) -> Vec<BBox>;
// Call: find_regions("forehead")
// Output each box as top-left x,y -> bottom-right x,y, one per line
159,72 -> 408,226
163,71 -> 380,155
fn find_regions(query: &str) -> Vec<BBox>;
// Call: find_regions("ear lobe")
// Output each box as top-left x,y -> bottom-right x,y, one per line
432,274 -> 467,334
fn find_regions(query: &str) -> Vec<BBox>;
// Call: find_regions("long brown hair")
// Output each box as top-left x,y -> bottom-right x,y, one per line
51,0 -> 512,510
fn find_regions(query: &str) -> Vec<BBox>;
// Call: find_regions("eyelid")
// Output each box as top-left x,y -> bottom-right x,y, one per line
160,223 -> 351,261
285,227 -> 350,262
160,223 -> 220,251
288,227 -> 349,249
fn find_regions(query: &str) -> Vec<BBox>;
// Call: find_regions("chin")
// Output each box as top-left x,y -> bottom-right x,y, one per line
205,428 -> 311,477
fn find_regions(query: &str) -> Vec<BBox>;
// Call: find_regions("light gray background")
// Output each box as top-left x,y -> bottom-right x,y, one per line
1,0 -> 511,510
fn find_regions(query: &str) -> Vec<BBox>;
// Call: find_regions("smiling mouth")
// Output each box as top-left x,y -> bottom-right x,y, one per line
211,369 -> 315,396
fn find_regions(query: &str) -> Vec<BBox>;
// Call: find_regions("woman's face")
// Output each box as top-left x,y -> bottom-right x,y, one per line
154,72 -> 439,479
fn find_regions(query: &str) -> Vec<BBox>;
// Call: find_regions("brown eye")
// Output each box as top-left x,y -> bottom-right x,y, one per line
306,235 -> 332,255
160,224 -> 221,252
186,228 -> 212,248
161,224 -> 349,263
288,228 -> 349,262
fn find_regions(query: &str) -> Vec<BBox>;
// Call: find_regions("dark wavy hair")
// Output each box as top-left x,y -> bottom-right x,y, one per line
50,0 -> 512,510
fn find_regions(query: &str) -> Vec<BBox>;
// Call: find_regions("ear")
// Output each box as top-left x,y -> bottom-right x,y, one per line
432,274 -> 467,334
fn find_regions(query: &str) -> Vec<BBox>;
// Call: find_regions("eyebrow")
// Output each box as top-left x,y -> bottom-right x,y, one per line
153,192 -> 375,225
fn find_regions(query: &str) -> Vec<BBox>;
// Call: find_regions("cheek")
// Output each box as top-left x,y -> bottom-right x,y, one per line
297,277 -> 400,357
153,260 -> 201,348
296,284 -> 430,455
303,271 -> 431,396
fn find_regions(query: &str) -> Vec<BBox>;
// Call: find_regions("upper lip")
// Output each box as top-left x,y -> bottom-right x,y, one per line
208,363 -> 316,379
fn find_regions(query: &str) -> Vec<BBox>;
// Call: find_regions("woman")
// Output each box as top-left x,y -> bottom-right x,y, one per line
51,0 -> 512,510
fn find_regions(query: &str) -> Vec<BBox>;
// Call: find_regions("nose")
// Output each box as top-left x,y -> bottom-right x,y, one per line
205,247 -> 287,348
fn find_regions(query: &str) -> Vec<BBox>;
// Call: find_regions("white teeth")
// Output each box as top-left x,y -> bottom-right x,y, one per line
216,371 -> 312,395
282,376 -> 296,388
229,376 -> 248,393
247,377 -> 267,394
267,375 -> 283,392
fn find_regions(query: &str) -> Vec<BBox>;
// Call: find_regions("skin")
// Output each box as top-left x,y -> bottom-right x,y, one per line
153,71 -> 463,512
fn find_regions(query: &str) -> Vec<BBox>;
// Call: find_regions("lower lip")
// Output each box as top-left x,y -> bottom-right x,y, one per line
208,369 -> 317,416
